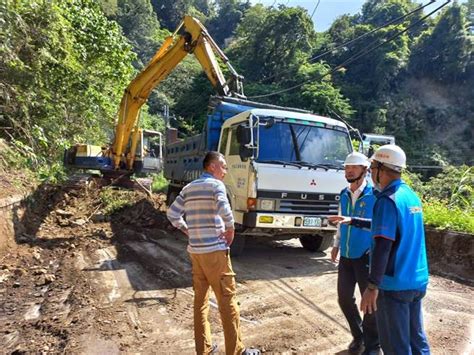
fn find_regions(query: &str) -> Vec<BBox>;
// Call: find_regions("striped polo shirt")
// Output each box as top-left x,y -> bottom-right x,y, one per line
166,172 -> 234,254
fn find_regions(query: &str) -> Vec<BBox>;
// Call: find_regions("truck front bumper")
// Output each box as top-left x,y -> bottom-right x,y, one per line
241,211 -> 337,232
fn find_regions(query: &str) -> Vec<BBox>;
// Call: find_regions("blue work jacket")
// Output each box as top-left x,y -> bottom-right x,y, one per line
339,183 -> 376,259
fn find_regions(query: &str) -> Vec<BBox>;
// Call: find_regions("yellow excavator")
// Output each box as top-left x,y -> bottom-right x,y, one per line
64,15 -> 244,177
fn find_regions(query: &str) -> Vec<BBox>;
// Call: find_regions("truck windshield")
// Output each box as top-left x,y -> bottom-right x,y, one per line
257,121 -> 351,167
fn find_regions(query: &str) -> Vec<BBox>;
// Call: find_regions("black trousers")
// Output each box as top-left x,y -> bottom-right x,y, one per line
338,254 -> 379,351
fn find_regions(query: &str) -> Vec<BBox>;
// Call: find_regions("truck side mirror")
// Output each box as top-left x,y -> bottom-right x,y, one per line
236,124 -> 251,145
239,146 -> 253,162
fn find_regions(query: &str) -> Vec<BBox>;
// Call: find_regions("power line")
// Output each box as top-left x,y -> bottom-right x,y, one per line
248,0 -> 450,100
310,0 -> 321,20
258,0 -> 436,84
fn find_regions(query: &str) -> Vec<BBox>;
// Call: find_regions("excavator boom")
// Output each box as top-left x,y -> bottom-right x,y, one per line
111,16 -> 244,171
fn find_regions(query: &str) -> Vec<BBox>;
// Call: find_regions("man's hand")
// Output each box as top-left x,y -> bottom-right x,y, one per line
331,247 -> 339,263
220,228 -> 235,246
360,288 -> 379,314
328,216 -> 352,225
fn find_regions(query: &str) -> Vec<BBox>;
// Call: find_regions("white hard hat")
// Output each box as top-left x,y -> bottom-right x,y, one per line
344,152 -> 370,167
370,144 -> 406,171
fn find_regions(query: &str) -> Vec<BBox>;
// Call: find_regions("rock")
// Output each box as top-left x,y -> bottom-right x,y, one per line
58,219 -> 71,227
33,268 -> 48,275
13,282 -> 21,288
13,268 -> 27,277
0,270 -> 11,283
44,274 -> 56,283
91,213 -> 107,223
32,251 -> 41,261
72,218 -> 87,227
55,209 -> 73,217
35,276 -> 46,286
35,274 -> 55,286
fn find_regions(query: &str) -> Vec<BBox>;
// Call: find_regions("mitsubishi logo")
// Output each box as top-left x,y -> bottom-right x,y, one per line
310,179 -> 316,186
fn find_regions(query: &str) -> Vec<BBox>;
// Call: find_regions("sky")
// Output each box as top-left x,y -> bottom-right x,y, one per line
251,1 -> 468,32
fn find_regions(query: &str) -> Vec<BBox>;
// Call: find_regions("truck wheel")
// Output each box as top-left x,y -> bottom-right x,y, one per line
166,187 -> 179,207
230,235 -> 246,256
299,234 -> 333,252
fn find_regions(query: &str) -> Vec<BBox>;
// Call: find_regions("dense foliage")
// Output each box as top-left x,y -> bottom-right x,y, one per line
404,166 -> 474,233
1,0 -> 135,176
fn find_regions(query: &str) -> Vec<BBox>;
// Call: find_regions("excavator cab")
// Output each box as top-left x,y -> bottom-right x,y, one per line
134,129 -> 163,174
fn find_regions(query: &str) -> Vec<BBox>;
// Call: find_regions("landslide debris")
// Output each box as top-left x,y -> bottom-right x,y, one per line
0,177 -> 169,353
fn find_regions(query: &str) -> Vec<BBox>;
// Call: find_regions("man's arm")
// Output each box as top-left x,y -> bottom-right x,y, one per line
166,191 -> 188,235
215,182 -> 234,229
368,237 -> 393,286
215,182 -> 235,245
332,205 -> 341,248
361,198 -> 397,314
350,217 -> 372,230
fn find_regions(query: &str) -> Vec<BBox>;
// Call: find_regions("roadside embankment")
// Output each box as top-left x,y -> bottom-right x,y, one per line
0,194 -> 28,256
425,227 -> 473,285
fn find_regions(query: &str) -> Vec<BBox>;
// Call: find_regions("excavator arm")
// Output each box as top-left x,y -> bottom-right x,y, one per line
112,16 -> 245,171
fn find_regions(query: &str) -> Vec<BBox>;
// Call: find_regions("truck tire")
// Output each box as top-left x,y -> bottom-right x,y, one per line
230,235 -> 246,256
166,187 -> 179,207
299,234 -> 333,252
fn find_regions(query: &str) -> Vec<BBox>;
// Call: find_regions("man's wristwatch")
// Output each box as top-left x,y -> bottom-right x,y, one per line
367,282 -> 378,291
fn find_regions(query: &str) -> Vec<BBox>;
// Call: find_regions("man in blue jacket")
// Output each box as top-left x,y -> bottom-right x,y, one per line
329,152 -> 379,355
361,145 -> 430,355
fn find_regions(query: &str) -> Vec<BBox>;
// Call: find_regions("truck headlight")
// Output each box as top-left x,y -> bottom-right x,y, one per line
260,199 -> 275,211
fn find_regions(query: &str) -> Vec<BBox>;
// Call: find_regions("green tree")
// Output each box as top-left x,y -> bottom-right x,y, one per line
229,5 -> 315,83
0,0 -> 135,170
105,0 -> 163,66
206,0 -> 250,47
151,0 -> 210,30
280,62 -> 354,118
409,4 -> 473,83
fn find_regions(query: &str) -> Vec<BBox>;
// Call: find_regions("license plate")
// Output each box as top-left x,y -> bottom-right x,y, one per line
303,216 -> 321,227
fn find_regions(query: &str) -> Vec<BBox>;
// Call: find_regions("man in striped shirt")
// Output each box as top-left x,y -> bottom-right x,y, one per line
167,151 -> 250,355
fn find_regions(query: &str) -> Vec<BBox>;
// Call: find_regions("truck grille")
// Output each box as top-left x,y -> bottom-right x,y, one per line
257,191 -> 340,216
277,199 -> 339,215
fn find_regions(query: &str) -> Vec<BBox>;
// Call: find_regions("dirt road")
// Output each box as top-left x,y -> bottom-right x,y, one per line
0,185 -> 473,354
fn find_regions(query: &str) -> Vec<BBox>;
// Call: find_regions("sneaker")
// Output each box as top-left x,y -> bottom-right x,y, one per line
348,338 -> 364,354
242,348 -> 261,355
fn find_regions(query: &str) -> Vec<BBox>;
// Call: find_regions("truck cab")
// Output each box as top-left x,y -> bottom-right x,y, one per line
216,108 -> 351,253
361,133 -> 395,157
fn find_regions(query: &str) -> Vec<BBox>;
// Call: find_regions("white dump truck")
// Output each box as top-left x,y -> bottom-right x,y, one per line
164,96 -> 354,255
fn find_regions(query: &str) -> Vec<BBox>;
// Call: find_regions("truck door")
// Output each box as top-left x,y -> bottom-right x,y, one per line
223,124 -> 254,211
